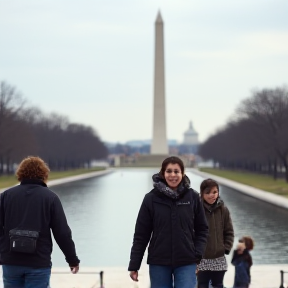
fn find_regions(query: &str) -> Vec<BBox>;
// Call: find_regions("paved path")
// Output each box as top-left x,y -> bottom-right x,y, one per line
1,264 -> 287,287
191,168 -> 288,210
0,169 -> 113,193
47,169 -> 113,187
50,264 -> 288,287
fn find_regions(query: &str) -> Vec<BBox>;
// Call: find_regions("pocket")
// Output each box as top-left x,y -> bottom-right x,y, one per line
183,230 -> 195,252
148,233 -> 158,253
10,236 -> 37,253
148,231 -> 168,259
9,229 -> 39,254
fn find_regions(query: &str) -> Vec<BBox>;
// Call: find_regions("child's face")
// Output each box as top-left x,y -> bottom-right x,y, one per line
203,186 -> 219,204
237,242 -> 246,254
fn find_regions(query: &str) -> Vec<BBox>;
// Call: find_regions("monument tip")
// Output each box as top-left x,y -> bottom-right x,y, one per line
155,10 -> 163,23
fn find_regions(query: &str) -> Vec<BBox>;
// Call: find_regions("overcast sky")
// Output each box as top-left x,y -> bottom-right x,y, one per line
1,0 -> 287,144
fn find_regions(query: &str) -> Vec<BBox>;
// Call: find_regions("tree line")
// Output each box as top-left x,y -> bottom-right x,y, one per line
0,81 -> 108,174
199,86 -> 288,182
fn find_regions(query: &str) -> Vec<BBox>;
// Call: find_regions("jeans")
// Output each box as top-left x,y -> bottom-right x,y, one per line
197,270 -> 226,288
149,264 -> 197,288
2,265 -> 51,288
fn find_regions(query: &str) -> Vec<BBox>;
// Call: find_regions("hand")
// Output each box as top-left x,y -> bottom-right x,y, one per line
70,265 -> 79,274
195,254 -> 202,264
129,271 -> 138,282
225,249 -> 230,255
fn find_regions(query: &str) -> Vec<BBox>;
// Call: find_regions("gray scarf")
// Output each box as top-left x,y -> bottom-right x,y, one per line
152,173 -> 191,199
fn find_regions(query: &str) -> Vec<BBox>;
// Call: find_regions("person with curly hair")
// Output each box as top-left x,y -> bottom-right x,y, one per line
0,156 -> 80,288
15,156 -> 50,182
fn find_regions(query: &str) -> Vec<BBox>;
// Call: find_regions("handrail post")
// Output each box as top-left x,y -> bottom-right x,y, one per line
280,270 -> 284,288
99,270 -> 104,288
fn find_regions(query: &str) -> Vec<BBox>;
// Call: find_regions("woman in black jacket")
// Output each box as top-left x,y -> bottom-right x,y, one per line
128,156 -> 209,288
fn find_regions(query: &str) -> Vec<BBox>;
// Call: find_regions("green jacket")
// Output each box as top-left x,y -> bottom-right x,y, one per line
202,198 -> 234,259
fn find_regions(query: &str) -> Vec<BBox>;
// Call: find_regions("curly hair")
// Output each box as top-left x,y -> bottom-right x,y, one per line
239,236 -> 254,251
16,156 -> 50,182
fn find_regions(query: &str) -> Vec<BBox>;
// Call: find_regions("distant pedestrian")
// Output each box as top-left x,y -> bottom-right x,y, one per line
128,156 -> 209,288
0,156 -> 80,288
232,236 -> 254,288
197,178 -> 234,288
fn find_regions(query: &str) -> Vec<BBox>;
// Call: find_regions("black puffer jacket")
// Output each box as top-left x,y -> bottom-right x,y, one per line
128,174 -> 208,271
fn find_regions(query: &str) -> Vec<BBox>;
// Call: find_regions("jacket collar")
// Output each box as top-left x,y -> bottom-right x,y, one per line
203,197 -> 223,212
20,179 -> 47,187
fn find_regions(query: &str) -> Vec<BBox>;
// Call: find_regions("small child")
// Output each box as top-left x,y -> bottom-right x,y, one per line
231,236 -> 254,288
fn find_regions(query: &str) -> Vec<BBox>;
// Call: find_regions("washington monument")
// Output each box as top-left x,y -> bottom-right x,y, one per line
150,11 -> 169,155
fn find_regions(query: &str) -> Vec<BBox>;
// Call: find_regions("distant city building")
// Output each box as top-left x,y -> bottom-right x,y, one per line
106,122 -> 200,156
183,121 -> 199,145
178,121 -> 199,155
125,140 -> 151,147
126,139 -> 178,147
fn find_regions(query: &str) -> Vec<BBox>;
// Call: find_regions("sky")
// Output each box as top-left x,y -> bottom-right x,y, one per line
1,0 -> 288,144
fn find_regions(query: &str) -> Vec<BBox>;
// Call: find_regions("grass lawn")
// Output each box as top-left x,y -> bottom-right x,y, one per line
0,167 -> 105,190
199,168 -> 288,198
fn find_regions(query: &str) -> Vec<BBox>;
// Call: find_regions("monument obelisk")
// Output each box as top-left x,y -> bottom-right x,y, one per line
151,11 -> 168,155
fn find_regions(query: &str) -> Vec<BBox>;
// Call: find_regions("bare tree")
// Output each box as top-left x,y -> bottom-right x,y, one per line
200,86 -> 288,181
0,81 -> 108,172
238,87 -> 288,181
0,81 -> 27,174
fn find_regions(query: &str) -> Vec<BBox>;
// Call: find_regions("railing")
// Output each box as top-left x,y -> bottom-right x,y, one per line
280,270 -> 288,288
52,270 -> 104,288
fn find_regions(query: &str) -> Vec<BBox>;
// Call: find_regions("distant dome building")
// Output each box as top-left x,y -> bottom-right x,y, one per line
179,121 -> 199,155
183,121 -> 199,145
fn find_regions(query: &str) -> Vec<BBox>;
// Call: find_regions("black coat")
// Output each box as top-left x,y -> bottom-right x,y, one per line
0,179 -> 80,268
128,177 -> 208,271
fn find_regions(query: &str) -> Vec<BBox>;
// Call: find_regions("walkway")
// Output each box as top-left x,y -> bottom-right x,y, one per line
0,263 -> 287,287
47,169 -> 112,187
0,169 -> 113,193
49,263 -> 288,287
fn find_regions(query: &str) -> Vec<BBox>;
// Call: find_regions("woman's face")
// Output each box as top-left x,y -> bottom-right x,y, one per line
203,186 -> 219,204
164,163 -> 183,189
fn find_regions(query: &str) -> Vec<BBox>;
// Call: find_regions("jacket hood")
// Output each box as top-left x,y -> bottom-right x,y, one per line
152,173 -> 191,199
